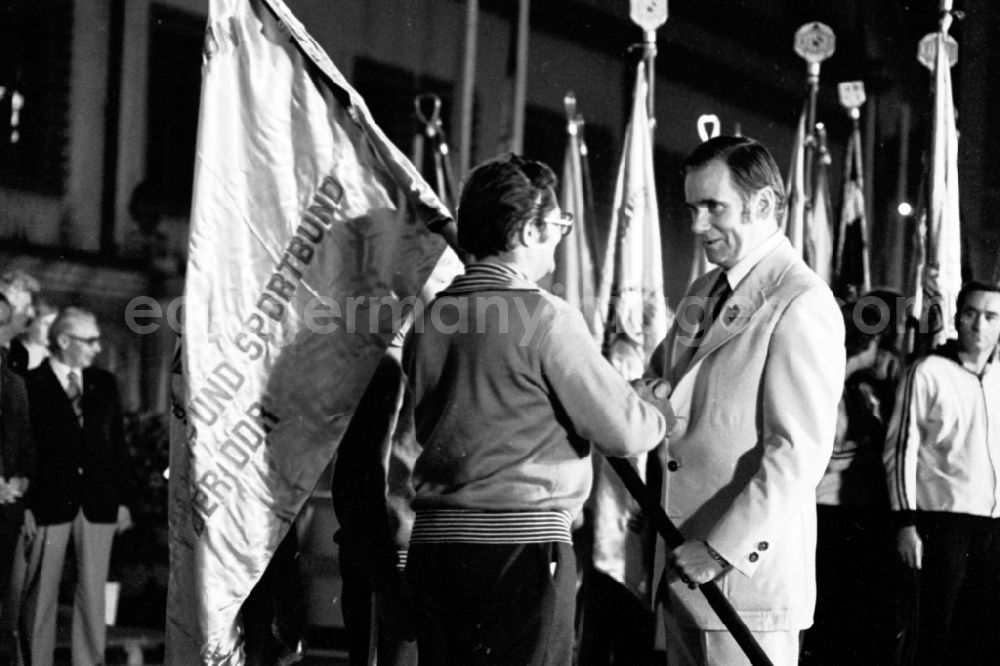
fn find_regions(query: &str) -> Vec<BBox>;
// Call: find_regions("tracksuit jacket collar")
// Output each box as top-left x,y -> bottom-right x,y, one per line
440,261 -> 539,295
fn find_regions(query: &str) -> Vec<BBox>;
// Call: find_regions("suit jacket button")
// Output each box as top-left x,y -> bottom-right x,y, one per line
666,460 -> 679,472
748,552 -> 759,563
758,541 -> 769,551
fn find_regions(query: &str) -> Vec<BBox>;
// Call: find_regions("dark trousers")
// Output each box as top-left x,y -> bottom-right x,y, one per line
0,510 -> 21,603
406,541 -> 576,666
898,512 -> 1000,666
801,505 -> 894,665
576,570 -> 655,666
339,555 -> 417,666
242,530 -> 306,666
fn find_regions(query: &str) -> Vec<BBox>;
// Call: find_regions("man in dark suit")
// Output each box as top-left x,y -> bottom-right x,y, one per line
0,294 -> 34,615
21,306 -> 134,666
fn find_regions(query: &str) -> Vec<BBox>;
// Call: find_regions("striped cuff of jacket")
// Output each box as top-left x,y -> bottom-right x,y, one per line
410,508 -> 573,545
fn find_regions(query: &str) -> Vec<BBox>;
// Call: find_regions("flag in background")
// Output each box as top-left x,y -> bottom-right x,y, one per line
596,62 -> 668,377
590,61 -> 668,604
918,30 -> 962,348
806,129 -> 834,284
782,106 -> 808,256
783,107 -> 834,284
834,119 -> 871,299
167,0 -> 461,662
552,100 -> 602,341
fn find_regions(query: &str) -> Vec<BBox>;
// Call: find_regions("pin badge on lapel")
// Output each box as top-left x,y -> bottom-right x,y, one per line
722,301 -> 753,332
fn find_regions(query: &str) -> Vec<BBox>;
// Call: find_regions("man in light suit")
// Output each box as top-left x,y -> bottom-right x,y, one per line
646,136 -> 844,665
21,306 -> 134,666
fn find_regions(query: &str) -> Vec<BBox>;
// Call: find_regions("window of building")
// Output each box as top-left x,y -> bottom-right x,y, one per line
0,0 -> 73,196
145,3 -> 203,219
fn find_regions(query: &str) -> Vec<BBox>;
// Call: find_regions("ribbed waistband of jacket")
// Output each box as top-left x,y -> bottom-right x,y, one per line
410,508 -> 573,544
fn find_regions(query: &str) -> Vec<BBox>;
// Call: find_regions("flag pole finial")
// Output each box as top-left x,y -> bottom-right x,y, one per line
629,0 -> 668,133
793,22 -> 836,198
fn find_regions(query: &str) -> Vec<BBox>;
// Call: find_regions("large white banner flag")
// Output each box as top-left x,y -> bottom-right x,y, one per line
591,62 -> 668,603
167,0 -> 461,662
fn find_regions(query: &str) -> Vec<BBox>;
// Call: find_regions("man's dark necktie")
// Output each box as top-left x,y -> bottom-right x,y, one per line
694,272 -> 733,344
67,371 -> 83,426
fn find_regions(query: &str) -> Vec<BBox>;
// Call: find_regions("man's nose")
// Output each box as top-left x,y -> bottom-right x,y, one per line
690,212 -> 710,234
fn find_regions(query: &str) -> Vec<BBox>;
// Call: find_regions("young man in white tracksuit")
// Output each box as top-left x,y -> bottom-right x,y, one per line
884,280 -> 1000,665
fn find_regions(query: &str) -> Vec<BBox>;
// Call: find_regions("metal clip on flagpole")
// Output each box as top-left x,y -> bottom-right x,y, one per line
793,22 -> 835,198
605,457 -> 774,666
414,93 -> 458,212
629,0 -> 668,133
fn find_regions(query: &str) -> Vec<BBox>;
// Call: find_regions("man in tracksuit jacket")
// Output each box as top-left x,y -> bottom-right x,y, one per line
884,280 -> 1000,665
403,154 -> 670,666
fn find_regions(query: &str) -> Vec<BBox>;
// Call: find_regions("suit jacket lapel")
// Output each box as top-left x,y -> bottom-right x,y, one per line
686,241 -> 797,368
81,370 -> 97,430
669,268 -> 723,380
39,360 -> 81,428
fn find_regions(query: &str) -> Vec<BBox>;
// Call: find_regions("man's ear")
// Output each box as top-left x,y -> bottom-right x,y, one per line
750,188 -> 776,222
517,221 -> 541,248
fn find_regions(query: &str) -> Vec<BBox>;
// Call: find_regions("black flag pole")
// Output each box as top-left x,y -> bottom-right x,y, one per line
605,456 -> 775,666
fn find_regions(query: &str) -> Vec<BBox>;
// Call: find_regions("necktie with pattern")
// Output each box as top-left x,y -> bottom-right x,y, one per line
67,371 -> 83,426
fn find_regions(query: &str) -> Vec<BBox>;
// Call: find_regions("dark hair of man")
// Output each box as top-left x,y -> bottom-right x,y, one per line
682,136 -> 787,221
48,305 -> 97,353
955,280 -> 1000,325
456,153 -> 558,259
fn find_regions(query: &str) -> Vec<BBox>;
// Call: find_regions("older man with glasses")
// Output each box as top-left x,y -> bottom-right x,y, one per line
20,306 -> 135,666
